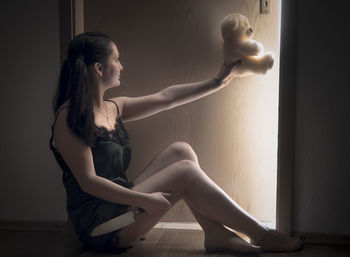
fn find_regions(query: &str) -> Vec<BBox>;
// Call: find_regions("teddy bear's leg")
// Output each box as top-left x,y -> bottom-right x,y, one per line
245,52 -> 274,75
237,40 -> 263,56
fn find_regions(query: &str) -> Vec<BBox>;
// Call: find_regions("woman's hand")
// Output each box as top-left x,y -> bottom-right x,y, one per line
213,59 -> 242,88
141,191 -> 172,215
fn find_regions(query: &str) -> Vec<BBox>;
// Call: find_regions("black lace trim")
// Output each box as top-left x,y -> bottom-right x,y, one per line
94,116 -> 131,146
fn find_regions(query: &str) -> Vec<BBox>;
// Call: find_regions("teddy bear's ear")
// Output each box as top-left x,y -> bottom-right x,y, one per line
221,14 -> 242,40
221,14 -> 240,32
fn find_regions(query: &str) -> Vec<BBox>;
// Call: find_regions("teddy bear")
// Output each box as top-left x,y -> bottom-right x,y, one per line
221,13 -> 274,77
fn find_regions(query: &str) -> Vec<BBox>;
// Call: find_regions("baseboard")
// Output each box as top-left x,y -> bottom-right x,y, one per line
293,232 -> 350,245
154,222 -> 202,230
0,220 -> 66,232
154,221 -> 275,230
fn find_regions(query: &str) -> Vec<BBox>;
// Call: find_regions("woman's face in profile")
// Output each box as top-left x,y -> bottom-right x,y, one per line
101,42 -> 123,88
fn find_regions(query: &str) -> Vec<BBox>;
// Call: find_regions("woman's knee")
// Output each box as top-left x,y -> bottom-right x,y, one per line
172,159 -> 202,183
168,141 -> 199,164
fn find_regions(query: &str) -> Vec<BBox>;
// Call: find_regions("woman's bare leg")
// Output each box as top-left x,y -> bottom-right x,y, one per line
127,142 -> 261,252
117,142 -> 302,252
181,165 -> 302,252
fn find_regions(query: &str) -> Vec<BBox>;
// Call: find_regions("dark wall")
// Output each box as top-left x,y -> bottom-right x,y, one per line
0,0 -> 64,221
293,0 -> 350,234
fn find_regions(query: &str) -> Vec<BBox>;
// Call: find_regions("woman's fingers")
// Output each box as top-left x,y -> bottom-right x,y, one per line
222,60 -> 241,77
161,192 -> 172,200
214,59 -> 242,86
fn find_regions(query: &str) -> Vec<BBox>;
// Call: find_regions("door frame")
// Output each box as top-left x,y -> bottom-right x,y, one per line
275,0 -> 297,236
60,0 -> 297,236
59,0 -> 84,64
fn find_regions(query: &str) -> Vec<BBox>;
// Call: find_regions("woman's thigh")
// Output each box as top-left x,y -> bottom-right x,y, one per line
131,141 -> 200,186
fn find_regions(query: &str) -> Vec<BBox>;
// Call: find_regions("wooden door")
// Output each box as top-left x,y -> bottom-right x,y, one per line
83,0 -> 281,225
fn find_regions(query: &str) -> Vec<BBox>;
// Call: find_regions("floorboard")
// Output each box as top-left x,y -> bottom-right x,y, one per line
1,228 -> 349,257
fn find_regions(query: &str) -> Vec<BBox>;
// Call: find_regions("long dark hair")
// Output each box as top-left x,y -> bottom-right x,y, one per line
52,31 -> 114,147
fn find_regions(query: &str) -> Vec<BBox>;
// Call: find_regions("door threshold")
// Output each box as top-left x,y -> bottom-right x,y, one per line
154,221 -> 276,230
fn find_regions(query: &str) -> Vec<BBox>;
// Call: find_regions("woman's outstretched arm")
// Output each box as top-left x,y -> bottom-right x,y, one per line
114,60 -> 241,123
163,60 -> 241,109
163,78 -> 220,109
162,63 -> 238,111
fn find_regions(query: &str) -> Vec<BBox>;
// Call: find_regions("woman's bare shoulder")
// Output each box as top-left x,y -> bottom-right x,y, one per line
53,100 -> 89,153
54,100 -> 70,136
58,100 -> 70,111
108,96 -> 124,105
108,96 -> 125,115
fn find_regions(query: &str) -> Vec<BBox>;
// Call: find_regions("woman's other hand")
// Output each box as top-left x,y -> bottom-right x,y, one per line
141,191 -> 172,215
213,59 -> 241,88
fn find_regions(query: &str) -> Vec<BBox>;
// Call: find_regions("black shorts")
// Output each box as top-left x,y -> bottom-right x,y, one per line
69,179 -> 135,253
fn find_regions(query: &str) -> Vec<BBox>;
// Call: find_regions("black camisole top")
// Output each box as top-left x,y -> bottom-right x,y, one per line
49,99 -> 134,242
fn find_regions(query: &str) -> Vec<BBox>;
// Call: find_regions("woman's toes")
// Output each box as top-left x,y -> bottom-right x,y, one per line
287,237 -> 304,252
255,228 -> 304,252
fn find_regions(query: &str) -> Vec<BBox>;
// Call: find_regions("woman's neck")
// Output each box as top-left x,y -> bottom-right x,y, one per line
90,86 -> 106,109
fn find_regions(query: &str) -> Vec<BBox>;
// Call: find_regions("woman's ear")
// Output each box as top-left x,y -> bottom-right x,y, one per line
93,62 -> 103,77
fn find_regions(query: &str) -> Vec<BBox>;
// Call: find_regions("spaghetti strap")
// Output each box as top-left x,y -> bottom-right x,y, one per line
105,99 -> 121,118
50,106 -> 69,151
52,106 -> 69,128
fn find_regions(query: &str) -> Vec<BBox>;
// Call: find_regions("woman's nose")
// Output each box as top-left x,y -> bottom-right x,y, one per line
120,62 -> 123,71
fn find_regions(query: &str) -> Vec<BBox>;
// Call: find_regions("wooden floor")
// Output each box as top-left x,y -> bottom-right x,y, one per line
1,228 -> 350,257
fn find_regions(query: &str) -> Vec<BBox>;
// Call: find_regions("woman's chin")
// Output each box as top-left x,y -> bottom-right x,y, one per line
106,82 -> 120,90
113,80 -> 121,87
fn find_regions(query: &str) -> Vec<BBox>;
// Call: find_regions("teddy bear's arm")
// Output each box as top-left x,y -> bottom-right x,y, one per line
237,40 -> 263,56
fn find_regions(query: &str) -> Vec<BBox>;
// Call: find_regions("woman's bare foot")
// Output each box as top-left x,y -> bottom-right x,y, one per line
252,228 -> 304,252
204,226 -> 262,253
